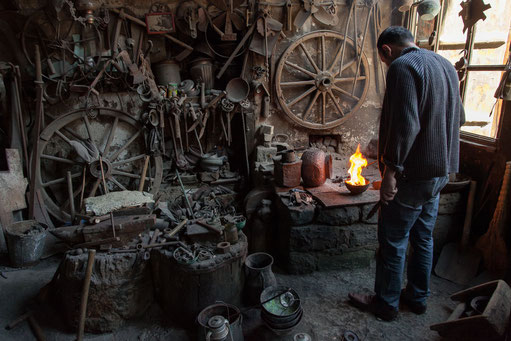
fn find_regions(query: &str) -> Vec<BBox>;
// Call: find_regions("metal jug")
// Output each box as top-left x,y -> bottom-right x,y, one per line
244,252 -> 277,305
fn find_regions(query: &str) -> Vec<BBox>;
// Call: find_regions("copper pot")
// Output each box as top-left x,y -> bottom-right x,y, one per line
301,148 -> 332,187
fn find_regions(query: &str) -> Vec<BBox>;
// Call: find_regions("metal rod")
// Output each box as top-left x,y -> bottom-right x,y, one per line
241,110 -> 250,179
217,23 -> 256,79
28,44 -> 44,220
175,169 -> 194,218
99,156 -> 108,194
193,128 -> 204,155
138,155 -> 150,192
149,229 -> 160,245
110,212 -> 116,238
27,315 -> 45,341
352,4 -> 374,96
66,171 -> 75,223
79,166 -> 86,210
77,249 -> 96,341
5,311 -> 33,330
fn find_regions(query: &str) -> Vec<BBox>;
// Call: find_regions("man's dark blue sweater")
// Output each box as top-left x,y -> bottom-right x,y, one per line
378,46 -> 465,179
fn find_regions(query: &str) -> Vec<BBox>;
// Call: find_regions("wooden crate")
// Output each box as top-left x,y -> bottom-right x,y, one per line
430,280 -> 511,340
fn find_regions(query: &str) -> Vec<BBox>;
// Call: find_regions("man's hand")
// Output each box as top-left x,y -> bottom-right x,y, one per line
380,168 -> 397,204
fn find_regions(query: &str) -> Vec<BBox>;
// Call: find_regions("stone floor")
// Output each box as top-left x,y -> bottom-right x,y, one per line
0,253 -> 474,341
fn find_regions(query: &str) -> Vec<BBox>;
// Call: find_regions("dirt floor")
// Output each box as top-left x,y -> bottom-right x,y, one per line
0,253 -> 470,341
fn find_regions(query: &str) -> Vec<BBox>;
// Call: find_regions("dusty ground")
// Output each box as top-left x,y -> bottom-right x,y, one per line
0,253 -> 467,341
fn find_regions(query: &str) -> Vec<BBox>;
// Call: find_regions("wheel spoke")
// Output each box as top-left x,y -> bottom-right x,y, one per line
103,117 -> 119,157
112,154 -> 147,166
334,76 -> 366,83
41,154 -> 76,165
55,130 -> 73,145
333,59 -> 357,77
327,89 -> 345,117
321,36 -> 326,71
287,86 -> 317,107
303,90 -> 320,121
322,92 -> 327,124
62,186 -> 82,210
112,169 -> 154,181
280,80 -> 316,87
109,176 -> 128,191
83,116 -> 100,151
42,172 -> 81,187
284,61 -> 317,79
88,178 -> 101,198
332,85 -> 360,101
108,130 -> 142,161
299,42 -> 321,74
328,44 -> 344,74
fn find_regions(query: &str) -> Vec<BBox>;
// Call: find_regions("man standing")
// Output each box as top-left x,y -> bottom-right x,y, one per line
348,26 -> 465,321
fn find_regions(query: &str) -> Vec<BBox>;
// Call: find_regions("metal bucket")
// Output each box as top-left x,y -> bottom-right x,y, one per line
5,220 -> 47,267
260,286 -> 303,335
197,303 -> 244,341
190,58 -> 215,90
152,59 -> 181,86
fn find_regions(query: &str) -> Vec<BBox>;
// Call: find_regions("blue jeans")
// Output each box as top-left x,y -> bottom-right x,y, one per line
374,176 -> 448,309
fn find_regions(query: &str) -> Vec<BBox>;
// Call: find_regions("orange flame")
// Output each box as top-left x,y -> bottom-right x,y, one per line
346,144 -> 368,186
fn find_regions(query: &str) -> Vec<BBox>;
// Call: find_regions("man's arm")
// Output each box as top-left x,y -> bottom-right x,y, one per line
380,62 -> 421,202
381,62 -> 421,172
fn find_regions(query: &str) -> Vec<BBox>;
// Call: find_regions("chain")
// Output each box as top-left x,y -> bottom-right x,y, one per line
64,0 -> 88,26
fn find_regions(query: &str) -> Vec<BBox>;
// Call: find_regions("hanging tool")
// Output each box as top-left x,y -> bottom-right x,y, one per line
477,161 -> 511,273
217,22 -> 256,79
435,181 -> 481,285
167,219 -> 188,238
241,108 -> 250,179
11,66 -> 29,178
176,169 -> 195,218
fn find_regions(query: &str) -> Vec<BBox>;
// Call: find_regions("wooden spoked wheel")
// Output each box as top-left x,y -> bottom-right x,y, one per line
36,108 -> 162,222
275,31 -> 370,130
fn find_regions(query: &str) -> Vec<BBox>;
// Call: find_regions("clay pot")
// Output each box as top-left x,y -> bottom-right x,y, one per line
301,148 -> 332,187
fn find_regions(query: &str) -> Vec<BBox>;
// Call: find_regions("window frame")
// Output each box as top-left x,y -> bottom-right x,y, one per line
407,0 -> 510,148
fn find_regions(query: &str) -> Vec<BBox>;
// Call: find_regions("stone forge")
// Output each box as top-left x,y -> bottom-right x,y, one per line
273,182 -> 467,274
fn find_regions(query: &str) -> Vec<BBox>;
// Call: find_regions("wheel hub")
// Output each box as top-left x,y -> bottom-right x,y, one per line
89,158 -> 112,179
316,72 -> 334,92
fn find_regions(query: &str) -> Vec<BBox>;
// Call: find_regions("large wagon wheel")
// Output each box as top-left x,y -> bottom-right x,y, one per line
36,107 -> 163,222
22,10 -> 102,80
275,31 -> 370,130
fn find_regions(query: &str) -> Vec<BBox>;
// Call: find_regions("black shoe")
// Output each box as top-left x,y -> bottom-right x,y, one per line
400,290 -> 427,315
348,293 -> 398,321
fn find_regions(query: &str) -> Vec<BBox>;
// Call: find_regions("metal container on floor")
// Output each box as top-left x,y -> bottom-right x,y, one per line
260,286 -> 303,335
197,303 -> 244,341
244,252 -> 277,305
5,220 -> 46,267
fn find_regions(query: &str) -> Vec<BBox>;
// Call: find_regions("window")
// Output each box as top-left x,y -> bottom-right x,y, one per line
411,0 -> 511,140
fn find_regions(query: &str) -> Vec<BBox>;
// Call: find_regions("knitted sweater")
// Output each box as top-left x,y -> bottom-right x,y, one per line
378,47 -> 465,179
